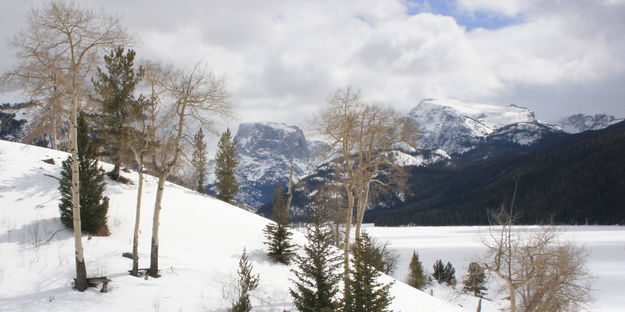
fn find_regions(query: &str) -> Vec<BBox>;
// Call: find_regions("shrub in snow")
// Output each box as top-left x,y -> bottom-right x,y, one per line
58,112 -> 110,235
462,262 -> 487,298
290,207 -> 342,312
264,185 -> 295,264
229,248 -> 259,312
344,232 -> 394,312
407,251 -> 426,290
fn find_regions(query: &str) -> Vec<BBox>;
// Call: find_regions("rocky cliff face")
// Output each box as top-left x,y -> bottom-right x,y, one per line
208,122 -> 324,210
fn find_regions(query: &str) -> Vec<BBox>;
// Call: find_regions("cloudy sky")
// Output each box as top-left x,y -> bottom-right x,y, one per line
1,0 -> 624,128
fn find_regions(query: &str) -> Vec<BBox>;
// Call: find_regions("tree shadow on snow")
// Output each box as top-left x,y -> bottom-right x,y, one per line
0,165 -> 60,201
0,217 -> 69,245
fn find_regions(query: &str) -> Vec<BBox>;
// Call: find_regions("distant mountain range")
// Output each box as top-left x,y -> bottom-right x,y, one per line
365,119 -> 625,226
2,97 -> 623,224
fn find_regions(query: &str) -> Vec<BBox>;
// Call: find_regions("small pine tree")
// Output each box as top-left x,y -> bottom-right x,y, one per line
432,259 -> 445,284
462,262 -> 487,298
263,185 -> 296,264
443,262 -> 457,286
230,248 -> 260,312
407,251 -> 426,289
58,112 -> 110,235
191,128 -> 208,193
92,47 -> 143,181
215,128 -> 239,203
290,207 -> 342,312
344,232 -> 394,312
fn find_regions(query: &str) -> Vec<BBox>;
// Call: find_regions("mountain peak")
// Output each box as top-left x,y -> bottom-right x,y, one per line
408,98 -> 546,155
556,113 -> 624,133
236,122 -> 309,160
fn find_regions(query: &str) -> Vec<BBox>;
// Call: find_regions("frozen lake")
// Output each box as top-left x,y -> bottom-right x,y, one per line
368,225 -> 625,312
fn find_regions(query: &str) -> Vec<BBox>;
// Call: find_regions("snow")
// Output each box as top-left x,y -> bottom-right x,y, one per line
368,225 -> 625,312
414,99 -> 536,131
407,98 -> 550,155
0,90 -> 30,105
0,140 -> 463,312
391,149 -> 450,167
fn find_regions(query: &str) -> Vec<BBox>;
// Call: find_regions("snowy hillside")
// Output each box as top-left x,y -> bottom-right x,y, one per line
408,98 -> 557,155
0,140 -> 465,312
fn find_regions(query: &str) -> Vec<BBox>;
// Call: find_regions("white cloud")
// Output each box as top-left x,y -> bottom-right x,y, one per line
1,0 -> 624,126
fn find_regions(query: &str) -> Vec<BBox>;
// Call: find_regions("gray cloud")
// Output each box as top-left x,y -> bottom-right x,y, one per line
1,0 -> 624,129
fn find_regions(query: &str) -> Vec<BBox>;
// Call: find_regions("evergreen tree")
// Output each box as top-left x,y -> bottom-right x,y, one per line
407,251 -> 426,290
443,262 -> 457,286
462,262 -> 487,298
191,128 -> 208,193
92,47 -> 143,181
58,112 -> 110,235
230,248 -> 260,312
290,207 -> 342,312
263,185 -> 296,264
344,232 -> 394,312
215,128 -> 239,203
432,259 -> 445,284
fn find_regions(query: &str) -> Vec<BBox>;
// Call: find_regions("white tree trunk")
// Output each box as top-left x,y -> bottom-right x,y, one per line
149,174 -> 167,277
70,92 -> 87,291
131,165 -> 144,276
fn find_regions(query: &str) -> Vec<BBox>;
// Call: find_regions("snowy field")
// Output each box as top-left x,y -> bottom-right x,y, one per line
0,140 -> 467,312
368,225 -> 625,312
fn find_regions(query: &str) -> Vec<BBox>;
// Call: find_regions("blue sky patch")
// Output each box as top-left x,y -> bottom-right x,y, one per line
405,0 -> 524,30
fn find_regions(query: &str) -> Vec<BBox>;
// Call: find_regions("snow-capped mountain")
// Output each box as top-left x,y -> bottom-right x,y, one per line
208,122 -> 325,210
408,98 -> 558,155
556,113 -> 624,133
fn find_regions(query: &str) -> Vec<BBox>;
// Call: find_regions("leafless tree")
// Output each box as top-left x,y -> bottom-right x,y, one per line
311,86 -> 414,291
352,106 -> 415,240
3,1 -> 129,291
145,62 -> 230,277
1,25 -> 65,149
127,61 -> 161,276
483,208 -> 593,312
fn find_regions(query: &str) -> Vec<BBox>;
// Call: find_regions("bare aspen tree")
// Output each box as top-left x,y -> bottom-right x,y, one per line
1,54 -> 66,149
146,62 -> 230,277
128,61 -> 161,277
352,106 -> 414,241
483,208 -> 592,312
312,86 -> 413,293
4,1 -> 129,291
312,86 -> 362,287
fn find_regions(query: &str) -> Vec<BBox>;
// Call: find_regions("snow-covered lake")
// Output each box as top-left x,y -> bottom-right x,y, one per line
368,225 -> 625,312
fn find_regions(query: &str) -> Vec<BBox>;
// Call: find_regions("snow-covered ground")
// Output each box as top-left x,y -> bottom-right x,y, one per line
368,225 -> 625,312
0,140 -> 466,312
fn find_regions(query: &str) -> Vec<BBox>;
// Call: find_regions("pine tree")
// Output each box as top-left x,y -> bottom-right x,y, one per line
92,47 -> 143,181
290,207 -> 342,312
215,128 -> 239,203
462,262 -> 487,298
443,262 -> 457,286
58,112 -> 110,235
344,232 -> 394,312
407,251 -> 426,289
263,185 -> 296,264
230,248 -> 260,312
191,128 -> 208,193
432,259 -> 445,284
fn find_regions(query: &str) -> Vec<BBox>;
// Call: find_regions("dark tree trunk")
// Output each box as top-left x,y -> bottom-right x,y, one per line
75,256 -> 87,291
